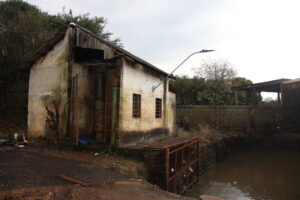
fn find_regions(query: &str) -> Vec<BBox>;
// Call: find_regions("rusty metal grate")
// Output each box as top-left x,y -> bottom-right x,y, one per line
132,94 -> 141,118
143,137 -> 200,194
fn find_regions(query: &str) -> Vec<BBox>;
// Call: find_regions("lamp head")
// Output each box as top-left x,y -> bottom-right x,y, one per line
199,49 -> 215,53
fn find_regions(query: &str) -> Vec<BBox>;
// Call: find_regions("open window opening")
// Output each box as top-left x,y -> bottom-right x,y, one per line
74,46 -> 104,63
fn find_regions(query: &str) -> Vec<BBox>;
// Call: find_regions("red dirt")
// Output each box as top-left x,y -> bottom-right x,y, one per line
0,146 -> 197,199
0,182 -> 196,200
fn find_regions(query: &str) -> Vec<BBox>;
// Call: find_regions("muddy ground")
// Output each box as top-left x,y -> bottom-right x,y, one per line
0,145 -> 197,199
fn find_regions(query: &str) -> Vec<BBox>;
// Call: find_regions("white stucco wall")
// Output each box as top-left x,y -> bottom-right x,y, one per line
118,58 -> 176,146
28,31 -> 69,138
119,59 -> 165,132
167,91 -> 176,135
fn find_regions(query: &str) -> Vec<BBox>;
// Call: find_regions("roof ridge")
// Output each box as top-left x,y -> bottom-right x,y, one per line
69,22 -> 169,76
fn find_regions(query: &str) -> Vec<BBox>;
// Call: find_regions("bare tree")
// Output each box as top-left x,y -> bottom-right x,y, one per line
193,58 -> 237,106
194,58 -> 237,81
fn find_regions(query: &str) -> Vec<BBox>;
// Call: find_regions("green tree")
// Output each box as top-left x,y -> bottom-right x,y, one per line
231,77 -> 261,105
52,8 -> 122,46
170,76 -> 205,105
194,58 -> 237,105
0,0 -> 121,131
0,0 -> 54,105
170,59 -> 260,106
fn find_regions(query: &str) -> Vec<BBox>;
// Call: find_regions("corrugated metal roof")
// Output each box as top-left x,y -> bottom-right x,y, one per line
282,78 -> 300,84
232,78 -> 291,92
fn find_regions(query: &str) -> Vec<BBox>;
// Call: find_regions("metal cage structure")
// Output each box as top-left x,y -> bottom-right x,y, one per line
143,137 -> 200,194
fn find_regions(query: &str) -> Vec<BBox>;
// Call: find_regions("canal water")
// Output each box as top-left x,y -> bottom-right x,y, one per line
186,150 -> 300,200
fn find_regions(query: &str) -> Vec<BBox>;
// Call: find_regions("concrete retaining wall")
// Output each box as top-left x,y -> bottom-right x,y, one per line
177,105 -> 272,130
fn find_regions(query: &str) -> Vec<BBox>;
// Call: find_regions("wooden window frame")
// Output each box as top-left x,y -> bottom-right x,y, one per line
155,98 -> 162,118
132,94 -> 141,118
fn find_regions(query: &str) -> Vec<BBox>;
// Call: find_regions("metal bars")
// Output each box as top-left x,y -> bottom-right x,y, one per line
143,137 -> 199,194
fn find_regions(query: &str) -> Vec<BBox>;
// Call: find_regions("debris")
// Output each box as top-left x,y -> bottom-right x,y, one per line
0,139 -> 8,146
101,164 -> 110,169
79,138 -> 88,145
79,136 -> 98,145
128,178 -> 142,182
13,133 -> 19,141
112,181 -> 139,185
200,195 -> 224,200
11,132 -> 29,146
55,175 -> 91,187
94,153 -> 99,156
18,145 -> 24,148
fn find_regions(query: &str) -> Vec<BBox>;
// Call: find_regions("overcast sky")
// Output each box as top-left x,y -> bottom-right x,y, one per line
26,0 -> 300,97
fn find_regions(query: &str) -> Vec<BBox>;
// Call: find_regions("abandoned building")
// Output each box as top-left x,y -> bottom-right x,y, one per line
25,23 -> 176,147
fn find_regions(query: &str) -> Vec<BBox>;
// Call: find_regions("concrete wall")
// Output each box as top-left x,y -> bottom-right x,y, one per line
177,105 -> 270,130
28,26 -> 177,145
167,91 -> 176,134
118,58 -> 175,146
28,30 -> 69,138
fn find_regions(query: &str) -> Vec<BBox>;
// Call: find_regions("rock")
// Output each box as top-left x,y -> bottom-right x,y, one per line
200,195 -> 224,200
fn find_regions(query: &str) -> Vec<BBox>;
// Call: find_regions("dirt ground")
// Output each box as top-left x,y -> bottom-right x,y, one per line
0,182 -> 196,200
0,145 -> 197,200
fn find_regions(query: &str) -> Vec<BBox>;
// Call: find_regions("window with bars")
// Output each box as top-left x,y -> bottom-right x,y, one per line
155,98 -> 162,118
132,94 -> 141,118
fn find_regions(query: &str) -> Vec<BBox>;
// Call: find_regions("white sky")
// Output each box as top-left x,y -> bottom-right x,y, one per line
26,0 -> 300,99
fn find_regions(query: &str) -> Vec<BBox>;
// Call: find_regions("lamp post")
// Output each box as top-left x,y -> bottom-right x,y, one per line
152,49 -> 215,92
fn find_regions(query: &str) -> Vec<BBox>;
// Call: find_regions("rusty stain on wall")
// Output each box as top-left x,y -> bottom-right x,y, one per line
27,23 -> 176,147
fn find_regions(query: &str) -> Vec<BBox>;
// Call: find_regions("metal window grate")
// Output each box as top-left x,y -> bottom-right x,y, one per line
132,94 -> 141,118
155,98 -> 162,118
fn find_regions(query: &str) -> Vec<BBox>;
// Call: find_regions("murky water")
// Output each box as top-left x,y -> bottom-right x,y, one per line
186,151 -> 300,200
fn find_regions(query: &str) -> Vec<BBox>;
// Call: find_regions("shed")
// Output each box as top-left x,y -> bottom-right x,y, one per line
26,23 -> 176,147
232,78 -> 290,105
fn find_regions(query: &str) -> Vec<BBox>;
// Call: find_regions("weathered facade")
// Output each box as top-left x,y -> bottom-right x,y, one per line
282,78 -> 300,109
27,23 -> 176,147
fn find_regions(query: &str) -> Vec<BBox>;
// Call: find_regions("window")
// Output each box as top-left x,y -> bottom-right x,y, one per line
132,94 -> 141,118
74,47 -> 104,63
155,98 -> 162,118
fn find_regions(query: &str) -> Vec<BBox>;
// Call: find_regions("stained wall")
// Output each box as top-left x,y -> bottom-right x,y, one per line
28,30 -> 69,138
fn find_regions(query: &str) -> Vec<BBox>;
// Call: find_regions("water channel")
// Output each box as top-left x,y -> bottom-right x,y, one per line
186,150 -> 300,200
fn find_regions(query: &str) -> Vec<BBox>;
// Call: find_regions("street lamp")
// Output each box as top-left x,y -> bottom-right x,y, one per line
152,49 -> 215,92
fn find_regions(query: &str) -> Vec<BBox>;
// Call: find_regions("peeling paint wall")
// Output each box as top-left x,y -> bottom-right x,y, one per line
167,91 -> 176,135
28,26 -> 176,146
70,27 -> 118,143
118,58 -> 176,146
71,63 -> 96,138
120,59 -> 164,130
28,30 -> 69,138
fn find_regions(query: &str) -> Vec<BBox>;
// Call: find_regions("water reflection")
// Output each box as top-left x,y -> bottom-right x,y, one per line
186,151 -> 300,200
